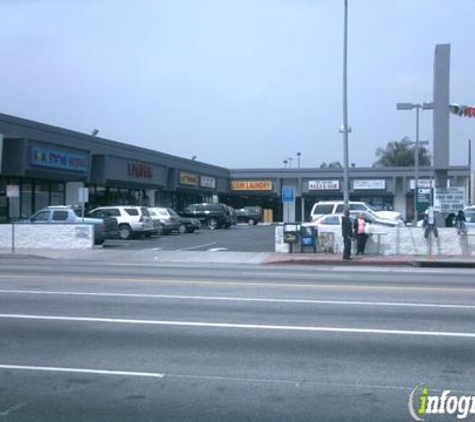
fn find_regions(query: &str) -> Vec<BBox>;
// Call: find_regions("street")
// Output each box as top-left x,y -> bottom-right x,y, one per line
1,260 -> 475,421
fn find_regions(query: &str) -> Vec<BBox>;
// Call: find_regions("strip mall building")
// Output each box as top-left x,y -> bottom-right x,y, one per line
0,113 -> 471,223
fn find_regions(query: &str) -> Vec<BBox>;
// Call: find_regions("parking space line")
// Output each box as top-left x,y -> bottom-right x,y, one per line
176,242 -> 216,252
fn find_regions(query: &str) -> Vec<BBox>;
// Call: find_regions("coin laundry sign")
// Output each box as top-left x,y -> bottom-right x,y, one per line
231,180 -> 273,191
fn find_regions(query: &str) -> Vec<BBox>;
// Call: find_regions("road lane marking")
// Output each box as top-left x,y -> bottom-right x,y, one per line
2,313 -> 475,338
176,242 -> 216,252
1,274 -> 475,293
0,364 -> 164,378
1,289 -> 475,310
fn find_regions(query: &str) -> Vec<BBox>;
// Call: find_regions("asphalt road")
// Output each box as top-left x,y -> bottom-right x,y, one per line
103,224 -> 276,252
1,261 -> 475,421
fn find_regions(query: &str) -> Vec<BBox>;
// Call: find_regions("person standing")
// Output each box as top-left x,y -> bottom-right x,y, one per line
341,210 -> 353,260
423,207 -> 438,239
354,213 -> 368,255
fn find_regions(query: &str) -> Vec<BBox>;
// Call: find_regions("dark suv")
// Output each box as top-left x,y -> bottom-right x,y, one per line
181,203 -> 232,230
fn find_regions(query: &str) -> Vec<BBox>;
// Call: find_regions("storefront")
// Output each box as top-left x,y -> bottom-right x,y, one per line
0,138 -> 87,220
0,113 -> 471,223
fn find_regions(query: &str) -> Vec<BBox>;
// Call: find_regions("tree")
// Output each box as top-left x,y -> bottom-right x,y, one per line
373,137 -> 431,167
319,161 -> 343,169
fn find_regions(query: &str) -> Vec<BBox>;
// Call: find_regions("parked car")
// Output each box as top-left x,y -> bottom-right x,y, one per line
20,205 -> 116,245
148,207 -> 181,234
235,206 -> 263,225
178,216 -> 201,233
463,207 -> 475,230
89,206 -> 156,240
304,213 -> 398,232
310,201 -> 401,222
180,203 -> 232,230
349,210 -> 403,227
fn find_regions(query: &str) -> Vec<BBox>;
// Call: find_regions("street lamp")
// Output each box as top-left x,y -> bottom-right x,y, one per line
396,102 -> 433,223
283,159 -> 288,168
341,0 -> 350,213
297,152 -> 302,169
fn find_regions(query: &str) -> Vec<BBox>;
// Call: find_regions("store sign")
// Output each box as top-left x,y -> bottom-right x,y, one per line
200,175 -> 216,189
31,147 -> 88,172
417,188 -> 432,212
231,180 -> 273,191
308,180 -> 340,190
353,180 -> 386,190
180,171 -> 198,186
127,161 -> 153,179
433,187 -> 465,212
409,179 -> 435,190
282,186 -> 295,203
6,185 -> 19,198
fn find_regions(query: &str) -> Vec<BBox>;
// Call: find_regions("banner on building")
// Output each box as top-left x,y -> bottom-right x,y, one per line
308,180 -> 340,190
200,175 -> 216,189
179,171 -> 198,186
353,180 -> 386,190
433,187 -> 465,212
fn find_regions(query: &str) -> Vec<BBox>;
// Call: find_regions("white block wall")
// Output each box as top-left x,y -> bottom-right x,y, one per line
0,224 -> 94,249
275,226 -> 475,256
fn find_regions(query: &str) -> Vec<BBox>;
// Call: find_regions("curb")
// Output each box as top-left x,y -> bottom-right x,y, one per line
263,258 -> 413,267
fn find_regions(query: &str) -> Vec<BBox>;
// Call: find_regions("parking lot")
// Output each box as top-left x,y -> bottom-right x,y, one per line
102,224 -> 276,252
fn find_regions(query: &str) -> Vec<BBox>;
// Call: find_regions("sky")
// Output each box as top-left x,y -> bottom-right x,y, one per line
0,0 -> 473,169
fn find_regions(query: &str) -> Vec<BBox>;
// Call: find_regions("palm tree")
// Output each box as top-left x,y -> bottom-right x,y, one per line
319,161 -> 343,169
373,137 -> 431,167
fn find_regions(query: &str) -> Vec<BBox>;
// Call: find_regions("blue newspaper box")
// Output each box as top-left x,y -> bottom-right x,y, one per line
300,225 -> 317,253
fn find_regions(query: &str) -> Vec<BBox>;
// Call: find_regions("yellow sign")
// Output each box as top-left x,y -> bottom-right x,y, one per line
231,180 -> 273,191
180,171 -> 198,186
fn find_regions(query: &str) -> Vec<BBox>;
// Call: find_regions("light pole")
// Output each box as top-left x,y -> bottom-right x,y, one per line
396,102 -> 432,223
283,159 -> 288,168
297,152 -> 301,169
287,157 -> 294,168
341,0 -> 350,213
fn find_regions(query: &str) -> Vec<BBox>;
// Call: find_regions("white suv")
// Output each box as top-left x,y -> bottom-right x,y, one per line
89,206 -> 156,240
310,201 -> 401,222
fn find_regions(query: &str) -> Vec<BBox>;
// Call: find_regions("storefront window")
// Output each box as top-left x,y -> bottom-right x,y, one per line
50,183 -> 65,206
21,181 -> 32,218
0,179 -> 7,223
34,182 -> 50,212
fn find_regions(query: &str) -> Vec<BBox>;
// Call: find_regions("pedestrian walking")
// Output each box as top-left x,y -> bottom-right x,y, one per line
341,210 -> 353,260
354,213 -> 368,255
455,209 -> 466,235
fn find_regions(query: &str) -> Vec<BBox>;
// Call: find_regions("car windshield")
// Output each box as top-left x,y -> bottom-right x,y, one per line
166,208 -> 179,217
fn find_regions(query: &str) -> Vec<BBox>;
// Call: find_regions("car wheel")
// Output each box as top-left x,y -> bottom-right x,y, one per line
186,227 -> 195,233
178,224 -> 187,234
207,218 -> 218,230
118,224 -> 133,240
145,233 -> 153,238
248,218 -> 255,226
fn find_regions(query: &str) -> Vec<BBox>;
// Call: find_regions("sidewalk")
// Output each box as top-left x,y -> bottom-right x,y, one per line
1,248 -> 475,268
